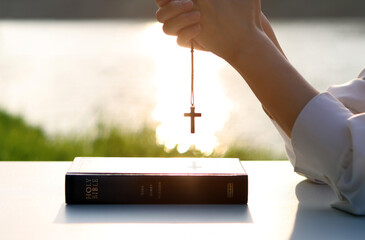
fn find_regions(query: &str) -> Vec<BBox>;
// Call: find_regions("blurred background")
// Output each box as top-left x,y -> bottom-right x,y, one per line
0,0 -> 364,161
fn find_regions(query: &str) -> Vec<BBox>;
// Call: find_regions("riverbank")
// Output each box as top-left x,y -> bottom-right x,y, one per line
0,109 -> 281,161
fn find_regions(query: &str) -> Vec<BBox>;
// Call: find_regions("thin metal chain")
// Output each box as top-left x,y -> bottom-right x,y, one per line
190,41 -> 194,106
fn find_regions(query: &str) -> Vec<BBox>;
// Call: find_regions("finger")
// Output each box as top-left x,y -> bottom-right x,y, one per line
176,24 -> 201,48
156,0 -> 193,23
190,40 -> 207,52
177,40 -> 207,51
155,0 -> 171,7
163,11 -> 200,36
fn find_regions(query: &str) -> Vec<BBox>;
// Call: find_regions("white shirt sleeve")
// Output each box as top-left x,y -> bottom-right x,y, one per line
273,68 -> 365,215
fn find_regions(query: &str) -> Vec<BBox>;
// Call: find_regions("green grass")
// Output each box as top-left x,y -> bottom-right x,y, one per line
0,109 -> 284,161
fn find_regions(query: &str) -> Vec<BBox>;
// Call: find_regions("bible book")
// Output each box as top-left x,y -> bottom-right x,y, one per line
65,157 -> 248,204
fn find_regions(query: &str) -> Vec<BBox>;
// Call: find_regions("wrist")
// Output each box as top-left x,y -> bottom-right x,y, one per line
225,30 -> 273,67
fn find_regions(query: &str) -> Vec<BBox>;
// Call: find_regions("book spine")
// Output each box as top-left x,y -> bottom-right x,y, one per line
65,175 -> 248,204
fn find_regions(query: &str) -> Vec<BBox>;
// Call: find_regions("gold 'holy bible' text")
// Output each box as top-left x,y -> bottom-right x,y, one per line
85,178 -> 99,200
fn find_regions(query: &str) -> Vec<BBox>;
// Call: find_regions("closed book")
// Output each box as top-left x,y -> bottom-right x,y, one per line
65,157 -> 248,204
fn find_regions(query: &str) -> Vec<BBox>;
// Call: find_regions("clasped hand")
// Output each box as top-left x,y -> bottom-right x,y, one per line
155,0 -> 271,62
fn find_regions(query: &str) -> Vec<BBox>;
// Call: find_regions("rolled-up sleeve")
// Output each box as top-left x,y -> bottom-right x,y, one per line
333,113 -> 365,214
273,72 -> 365,215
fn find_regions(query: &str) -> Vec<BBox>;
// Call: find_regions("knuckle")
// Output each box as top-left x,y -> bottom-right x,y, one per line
177,31 -> 188,46
162,24 -> 169,34
162,23 -> 174,36
176,37 -> 185,47
155,10 -> 164,23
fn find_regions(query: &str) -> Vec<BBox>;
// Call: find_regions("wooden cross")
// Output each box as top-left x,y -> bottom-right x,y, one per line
184,106 -> 201,133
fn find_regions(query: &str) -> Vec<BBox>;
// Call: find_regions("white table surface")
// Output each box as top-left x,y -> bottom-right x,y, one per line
0,161 -> 364,240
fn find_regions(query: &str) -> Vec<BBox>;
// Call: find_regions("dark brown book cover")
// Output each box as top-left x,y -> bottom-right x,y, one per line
65,157 -> 248,204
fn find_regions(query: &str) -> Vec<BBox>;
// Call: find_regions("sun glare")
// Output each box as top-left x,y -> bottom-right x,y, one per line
140,23 -> 232,154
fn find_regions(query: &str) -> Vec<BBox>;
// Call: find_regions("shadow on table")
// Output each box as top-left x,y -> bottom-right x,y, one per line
55,204 -> 252,223
290,180 -> 365,240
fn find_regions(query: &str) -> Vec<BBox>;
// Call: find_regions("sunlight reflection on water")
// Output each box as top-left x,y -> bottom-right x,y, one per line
141,23 -> 232,154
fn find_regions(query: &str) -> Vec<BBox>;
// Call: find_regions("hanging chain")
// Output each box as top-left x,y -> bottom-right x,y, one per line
190,41 -> 194,107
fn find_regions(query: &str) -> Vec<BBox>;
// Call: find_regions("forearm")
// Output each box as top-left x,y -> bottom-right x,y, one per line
260,13 -> 286,59
228,32 -> 318,137
260,13 -> 286,118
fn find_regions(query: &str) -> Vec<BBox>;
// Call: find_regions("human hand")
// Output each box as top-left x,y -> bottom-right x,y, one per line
155,0 -> 287,61
156,0 -> 265,61
155,0 -> 207,51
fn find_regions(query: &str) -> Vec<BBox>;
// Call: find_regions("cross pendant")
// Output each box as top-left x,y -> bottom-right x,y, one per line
184,106 -> 201,133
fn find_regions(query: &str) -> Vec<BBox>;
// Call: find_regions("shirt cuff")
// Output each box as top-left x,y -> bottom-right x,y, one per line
332,113 -> 365,215
291,92 -> 353,186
